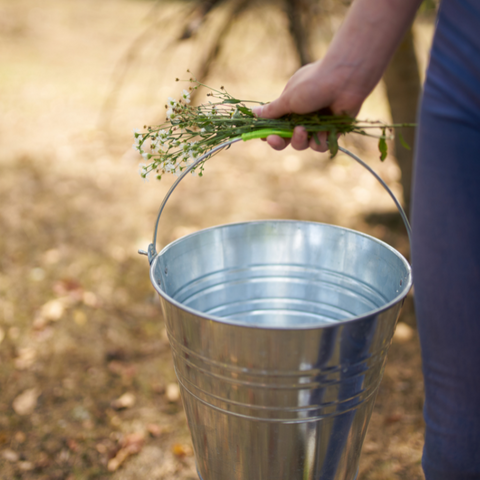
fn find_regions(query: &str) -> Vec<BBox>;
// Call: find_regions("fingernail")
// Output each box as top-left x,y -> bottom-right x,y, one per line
252,106 -> 263,117
294,125 -> 307,137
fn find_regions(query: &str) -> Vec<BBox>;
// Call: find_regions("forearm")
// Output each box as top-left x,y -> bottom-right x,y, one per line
257,0 -> 424,150
323,0 -> 424,102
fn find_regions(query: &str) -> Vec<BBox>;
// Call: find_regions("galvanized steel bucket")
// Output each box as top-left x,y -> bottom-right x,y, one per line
140,141 -> 412,480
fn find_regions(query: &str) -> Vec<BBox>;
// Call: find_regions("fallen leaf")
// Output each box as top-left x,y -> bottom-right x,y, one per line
14,431 -> 26,443
120,432 -> 145,450
12,388 -> 40,416
393,322 -> 413,343
53,278 -> 83,302
151,383 -> 165,394
166,383 -> 180,402
40,299 -> 66,321
67,439 -> 79,452
35,451 -> 50,469
384,413 -> 403,425
172,443 -> 193,458
43,248 -> 60,264
107,447 -> 130,472
363,441 -> 378,453
14,347 -> 37,370
1,448 -> 19,462
110,415 -> 122,427
107,432 -> 144,472
108,361 -> 136,379
18,460 -> 34,471
82,291 -> 98,307
146,423 -> 162,437
96,443 -> 108,454
111,392 -> 136,410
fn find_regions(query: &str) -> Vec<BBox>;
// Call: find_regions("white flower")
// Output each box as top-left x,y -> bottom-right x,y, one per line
181,89 -> 191,104
138,163 -> 148,175
200,128 -> 206,133
141,152 -> 151,161
158,129 -> 168,141
166,108 -> 176,120
167,97 -> 177,107
151,137 -> 164,153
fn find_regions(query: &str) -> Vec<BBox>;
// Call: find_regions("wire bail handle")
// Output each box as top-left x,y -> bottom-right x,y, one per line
139,131 -> 412,264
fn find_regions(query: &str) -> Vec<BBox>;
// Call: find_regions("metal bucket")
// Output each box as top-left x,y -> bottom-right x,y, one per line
141,142 -> 412,480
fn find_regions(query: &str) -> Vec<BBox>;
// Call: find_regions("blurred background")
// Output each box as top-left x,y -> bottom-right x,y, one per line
0,0 -> 437,478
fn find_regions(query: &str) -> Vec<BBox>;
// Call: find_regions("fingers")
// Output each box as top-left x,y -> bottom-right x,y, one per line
265,129 -> 330,152
255,106 -> 330,153
266,135 -> 290,151
252,98 -> 289,119
309,132 -> 329,152
290,126 -> 309,151
265,127 -> 310,151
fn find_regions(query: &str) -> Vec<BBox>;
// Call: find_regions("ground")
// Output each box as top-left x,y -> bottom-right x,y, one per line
0,1 -> 432,478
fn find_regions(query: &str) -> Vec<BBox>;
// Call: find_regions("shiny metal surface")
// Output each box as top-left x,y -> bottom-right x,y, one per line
150,220 -> 412,480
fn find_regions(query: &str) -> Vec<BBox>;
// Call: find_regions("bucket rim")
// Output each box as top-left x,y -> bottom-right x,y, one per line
150,219 -> 412,330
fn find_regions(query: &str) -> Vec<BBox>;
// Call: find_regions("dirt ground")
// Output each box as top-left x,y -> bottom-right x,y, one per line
0,1 -> 434,478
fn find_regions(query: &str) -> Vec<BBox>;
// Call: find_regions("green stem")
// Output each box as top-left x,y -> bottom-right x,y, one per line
241,129 -> 294,141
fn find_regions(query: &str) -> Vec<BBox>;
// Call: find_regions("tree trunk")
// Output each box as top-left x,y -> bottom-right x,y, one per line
383,27 -> 422,217
285,0 -> 314,66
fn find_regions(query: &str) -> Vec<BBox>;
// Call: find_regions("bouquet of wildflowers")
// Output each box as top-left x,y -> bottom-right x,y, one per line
133,76 -> 412,180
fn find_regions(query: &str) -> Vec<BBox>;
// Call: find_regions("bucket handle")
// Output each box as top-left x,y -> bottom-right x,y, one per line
139,130 -> 412,264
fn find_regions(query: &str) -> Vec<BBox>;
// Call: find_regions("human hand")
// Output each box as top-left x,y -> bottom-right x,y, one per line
252,60 -> 367,152
251,0 -> 423,153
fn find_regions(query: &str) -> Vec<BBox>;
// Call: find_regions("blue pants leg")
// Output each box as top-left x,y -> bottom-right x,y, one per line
411,103 -> 480,478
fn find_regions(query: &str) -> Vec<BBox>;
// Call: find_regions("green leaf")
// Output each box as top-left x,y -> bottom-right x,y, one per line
222,99 -> 241,104
397,131 -> 411,150
313,132 -> 321,146
378,128 -> 388,161
328,130 -> 338,158
237,106 -> 254,117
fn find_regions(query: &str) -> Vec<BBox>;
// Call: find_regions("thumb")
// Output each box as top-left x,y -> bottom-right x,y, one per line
252,97 -> 289,119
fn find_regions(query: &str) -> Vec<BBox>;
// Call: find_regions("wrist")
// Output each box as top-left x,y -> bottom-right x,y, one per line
319,0 -> 423,112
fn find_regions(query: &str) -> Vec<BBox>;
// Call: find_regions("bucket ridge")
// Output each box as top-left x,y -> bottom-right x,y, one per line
175,371 -> 380,423
174,361 -> 382,408
166,330 -> 390,382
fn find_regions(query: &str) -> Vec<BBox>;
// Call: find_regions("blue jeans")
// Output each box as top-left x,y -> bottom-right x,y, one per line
411,1 -> 480,477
